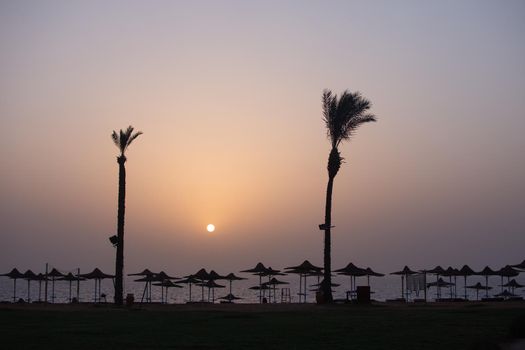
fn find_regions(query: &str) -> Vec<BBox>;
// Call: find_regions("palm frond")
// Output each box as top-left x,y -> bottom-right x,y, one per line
112,125 -> 143,155
322,89 -> 376,147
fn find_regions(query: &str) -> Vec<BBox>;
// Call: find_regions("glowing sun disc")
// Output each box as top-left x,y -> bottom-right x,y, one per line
207,224 -> 215,232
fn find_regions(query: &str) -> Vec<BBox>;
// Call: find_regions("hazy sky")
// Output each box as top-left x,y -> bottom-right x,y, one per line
1,0 -> 524,275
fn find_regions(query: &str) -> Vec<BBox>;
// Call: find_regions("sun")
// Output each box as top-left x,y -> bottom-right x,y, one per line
206,224 -> 215,232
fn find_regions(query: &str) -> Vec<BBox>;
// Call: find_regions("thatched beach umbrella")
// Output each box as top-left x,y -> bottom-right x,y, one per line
128,269 -> 156,276
152,280 -> 183,303
494,289 -> 517,299
218,293 -> 243,303
80,268 -> 114,303
47,268 -> 65,303
187,268 -> 211,302
442,267 -> 460,298
241,263 -> 268,303
459,265 -> 476,300
423,266 -> 446,299
22,270 -> 37,302
134,274 -> 162,303
501,279 -> 523,295
58,273 -> 85,303
390,266 -> 417,300
335,263 -> 367,300
285,260 -> 322,303
223,273 -> 247,296
476,266 -> 497,298
1,268 -> 24,302
33,273 -> 48,302
199,279 -> 225,303
177,276 -> 200,302
496,265 -> 520,293
466,282 -> 492,301
364,267 -> 384,287
427,278 -> 454,294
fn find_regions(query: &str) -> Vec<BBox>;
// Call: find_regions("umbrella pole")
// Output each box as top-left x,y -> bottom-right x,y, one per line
485,276 -> 489,298
27,279 -> 30,303
229,280 -> 233,295
259,275 -> 262,304
304,275 -> 307,303
13,278 -> 17,303
44,263 -> 48,303
140,283 -> 147,303
500,276 -> 503,293
38,280 -> 42,302
99,279 -> 102,303
52,277 -> 55,303
299,273 -> 303,304
189,283 -> 192,302
401,276 -> 404,301
76,269 -> 80,302
94,280 -> 97,303
464,276 -> 467,300
69,281 -> 72,303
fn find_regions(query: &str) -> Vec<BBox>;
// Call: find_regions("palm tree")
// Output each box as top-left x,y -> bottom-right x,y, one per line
112,126 -> 142,305
320,90 -> 376,302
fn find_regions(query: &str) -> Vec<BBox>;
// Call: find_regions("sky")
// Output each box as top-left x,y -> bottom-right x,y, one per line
1,0 -> 524,276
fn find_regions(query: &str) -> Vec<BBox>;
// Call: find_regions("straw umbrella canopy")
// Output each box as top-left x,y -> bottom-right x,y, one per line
134,274 -> 163,303
241,263 -> 268,303
476,266 -> 497,298
285,260 -> 322,303
32,273 -> 49,302
198,279 -> 225,303
22,270 -> 38,303
208,270 -> 225,281
223,273 -> 247,295
177,276 -> 200,302
442,267 -> 460,298
80,268 -> 115,303
128,269 -> 156,276
156,271 -> 179,281
466,282 -> 492,301
390,266 -> 417,300
1,268 -> 24,302
219,293 -> 243,303
494,290 -> 517,299
496,265 -> 520,293
335,263 -> 367,299
58,273 -> 85,303
501,279 -> 524,295
364,267 -> 384,286
187,268 -> 211,302
511,259 -> 525,270
152,280 -> 183,303
47,268 -> 65,303
459,265 -> 476,300
427,278 -> 454,288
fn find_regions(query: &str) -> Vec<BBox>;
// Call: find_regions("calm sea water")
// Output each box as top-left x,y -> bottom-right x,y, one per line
1,271 -> 523,304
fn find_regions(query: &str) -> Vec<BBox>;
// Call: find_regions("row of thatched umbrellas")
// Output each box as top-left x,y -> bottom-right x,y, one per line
0,267 -> 114,303
390,261 -> 525,301
2,259 -> 524,303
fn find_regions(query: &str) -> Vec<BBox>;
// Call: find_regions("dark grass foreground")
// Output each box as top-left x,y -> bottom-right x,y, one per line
0,303 -> 524,350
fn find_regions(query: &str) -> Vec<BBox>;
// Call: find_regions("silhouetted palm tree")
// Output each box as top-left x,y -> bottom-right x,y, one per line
320,90 -> 376,302
112,126 -> 142,305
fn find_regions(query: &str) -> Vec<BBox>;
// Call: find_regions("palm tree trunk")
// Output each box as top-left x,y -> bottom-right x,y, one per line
114,156 -> 126,305
322,175 -> 335,302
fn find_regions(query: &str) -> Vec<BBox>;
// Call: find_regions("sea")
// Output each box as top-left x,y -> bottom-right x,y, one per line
1,269 -> 523,304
